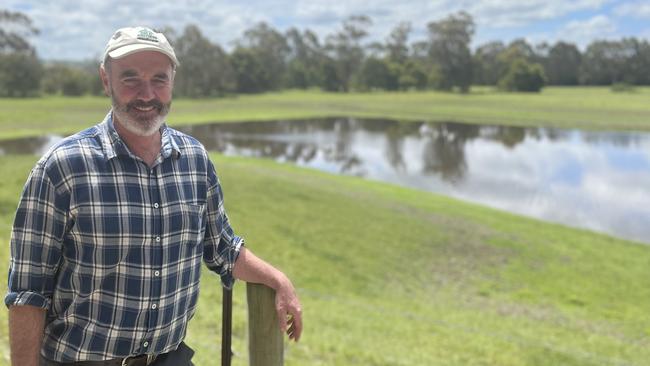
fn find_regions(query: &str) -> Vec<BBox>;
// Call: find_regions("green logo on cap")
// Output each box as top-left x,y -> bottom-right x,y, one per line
137,29 -> 159,43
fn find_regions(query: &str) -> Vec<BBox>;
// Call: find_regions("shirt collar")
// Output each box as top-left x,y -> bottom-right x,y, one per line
100,110 -> 181,162
160,122 -> 181,160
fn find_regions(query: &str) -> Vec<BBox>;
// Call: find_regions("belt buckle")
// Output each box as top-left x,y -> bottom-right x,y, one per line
121,353 -> 155,366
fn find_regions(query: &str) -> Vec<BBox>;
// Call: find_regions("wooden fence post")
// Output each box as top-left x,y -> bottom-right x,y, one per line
247,283 -> 284,366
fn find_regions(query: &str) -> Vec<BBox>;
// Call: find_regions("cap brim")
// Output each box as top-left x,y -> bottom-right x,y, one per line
107,44 -> 179,67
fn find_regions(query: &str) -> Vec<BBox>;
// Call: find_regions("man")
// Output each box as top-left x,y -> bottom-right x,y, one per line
6,26 -> 302,366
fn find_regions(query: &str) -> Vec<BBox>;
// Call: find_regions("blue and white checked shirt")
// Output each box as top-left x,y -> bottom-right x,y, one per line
5,112 -> 244,362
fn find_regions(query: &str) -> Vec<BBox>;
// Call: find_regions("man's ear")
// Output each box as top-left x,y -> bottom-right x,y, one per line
99,65 -> 110,97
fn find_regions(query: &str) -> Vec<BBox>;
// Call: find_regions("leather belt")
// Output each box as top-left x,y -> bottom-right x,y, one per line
120,354 -> 157,366
41,353 -> 158,366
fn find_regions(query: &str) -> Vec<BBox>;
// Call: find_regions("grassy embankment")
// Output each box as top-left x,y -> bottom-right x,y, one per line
0,154 -> 648,365
0,88 -> 648,365
1,87 -> 650,140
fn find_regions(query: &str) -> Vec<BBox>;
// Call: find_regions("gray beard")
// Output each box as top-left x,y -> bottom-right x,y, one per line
110,91 -> 171,137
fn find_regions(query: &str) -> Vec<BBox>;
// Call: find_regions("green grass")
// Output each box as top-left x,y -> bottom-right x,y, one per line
1,87 -> 650,140
1,154 -> 648,365
0,88 -> 648,364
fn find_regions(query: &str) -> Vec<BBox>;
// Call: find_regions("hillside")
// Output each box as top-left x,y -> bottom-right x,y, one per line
2,154 -> 645,365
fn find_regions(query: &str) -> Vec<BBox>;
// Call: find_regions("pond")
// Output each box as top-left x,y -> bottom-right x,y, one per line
1,117 -> 648,244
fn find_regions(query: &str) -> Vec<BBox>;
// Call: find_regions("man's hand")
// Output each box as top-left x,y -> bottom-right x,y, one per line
233,247 -> 304,342
274,278 -> 303,342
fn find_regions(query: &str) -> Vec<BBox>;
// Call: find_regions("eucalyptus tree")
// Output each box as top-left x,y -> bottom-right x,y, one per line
285,28 -> 325,89
238,22 -> 290,90
0,9 -> 42,97
426,11 -> 475,93
0,9 -> 38,53
385,21 -> 411,64
546,41 -> 582,85
358,57 -> 399,91
580,40 -> 629,85
230,47 -> 269,93
324,15 -> 373,92
622,38 -> 650,85
173,24 -> 234,97
473,41 -> 506,85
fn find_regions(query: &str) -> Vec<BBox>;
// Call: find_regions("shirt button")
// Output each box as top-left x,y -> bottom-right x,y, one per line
155,236 -> 161,242
154,270 -> 160,277
153,203 -> 159,209
151,304 -> 158,310
143,341 -> 149,348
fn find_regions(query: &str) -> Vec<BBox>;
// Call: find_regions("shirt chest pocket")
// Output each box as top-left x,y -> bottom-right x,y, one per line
167,203 -> 206,246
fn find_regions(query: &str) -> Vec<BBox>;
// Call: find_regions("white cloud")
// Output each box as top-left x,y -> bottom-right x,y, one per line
614,1 -> 650,18
559,15 -> 617,47
2,0 -> 623,60
465,0 -> 613,28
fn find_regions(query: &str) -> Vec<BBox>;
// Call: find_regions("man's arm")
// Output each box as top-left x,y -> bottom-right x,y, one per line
233,247 -> 303,342
8,305 -> 46,366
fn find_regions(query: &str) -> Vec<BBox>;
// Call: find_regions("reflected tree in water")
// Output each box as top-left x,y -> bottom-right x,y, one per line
385,123 -> 407,173
330,118 -> 364,175
493,126 -> 526,149
543,128 -> 569,142
421,123 -> 479,182
584,132 -> 640,147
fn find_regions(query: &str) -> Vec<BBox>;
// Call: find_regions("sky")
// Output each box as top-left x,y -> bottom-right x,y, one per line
3,0 -> 650,62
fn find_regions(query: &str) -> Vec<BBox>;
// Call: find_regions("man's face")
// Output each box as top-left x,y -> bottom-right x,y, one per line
101,51 -> 174,136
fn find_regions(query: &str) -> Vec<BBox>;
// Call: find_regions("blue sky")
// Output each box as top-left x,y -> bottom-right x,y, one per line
4,0 -> 650,61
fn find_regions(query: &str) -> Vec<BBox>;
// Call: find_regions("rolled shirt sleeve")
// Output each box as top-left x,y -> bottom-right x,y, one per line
5,163 -> 68,309
202,161 -> 243,289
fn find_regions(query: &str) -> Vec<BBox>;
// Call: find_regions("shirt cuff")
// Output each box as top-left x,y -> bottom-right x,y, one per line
221,236 -> 244,290
5,290 -> 50,309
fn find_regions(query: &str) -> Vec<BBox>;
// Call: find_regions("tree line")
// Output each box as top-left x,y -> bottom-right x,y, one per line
2,9 -> 650,98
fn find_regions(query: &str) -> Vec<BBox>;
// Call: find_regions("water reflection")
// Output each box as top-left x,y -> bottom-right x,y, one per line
1,118 -> 648,244
177,118 -> 650,244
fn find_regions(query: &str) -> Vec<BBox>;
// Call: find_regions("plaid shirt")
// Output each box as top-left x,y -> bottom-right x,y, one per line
5,112 -> 243,362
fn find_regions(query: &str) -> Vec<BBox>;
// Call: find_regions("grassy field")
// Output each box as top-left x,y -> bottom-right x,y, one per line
0,88 -> 649,365
0,154 -> 648,365
1,87 -> 650,140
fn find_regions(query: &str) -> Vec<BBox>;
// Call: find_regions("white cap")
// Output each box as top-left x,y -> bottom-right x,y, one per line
102,26 -> 179,67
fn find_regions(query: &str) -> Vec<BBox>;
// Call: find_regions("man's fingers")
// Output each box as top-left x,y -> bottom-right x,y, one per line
274,285 -> 303,341
288,306 -> 302,342
276,306 -> 302,342
286,317 -> 295,339
287,317 -> 300,341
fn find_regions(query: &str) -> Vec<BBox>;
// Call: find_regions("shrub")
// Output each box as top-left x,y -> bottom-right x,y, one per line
498,58 -> 546,92
610,82 -> 636,93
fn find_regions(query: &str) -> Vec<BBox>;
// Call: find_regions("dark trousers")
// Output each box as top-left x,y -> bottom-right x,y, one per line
40,342 -> 195,366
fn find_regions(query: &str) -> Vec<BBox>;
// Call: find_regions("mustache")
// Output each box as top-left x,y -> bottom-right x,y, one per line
126,99 -> 164,112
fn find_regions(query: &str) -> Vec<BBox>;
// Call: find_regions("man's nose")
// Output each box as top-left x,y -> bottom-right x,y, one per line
137,81 -> 155,101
